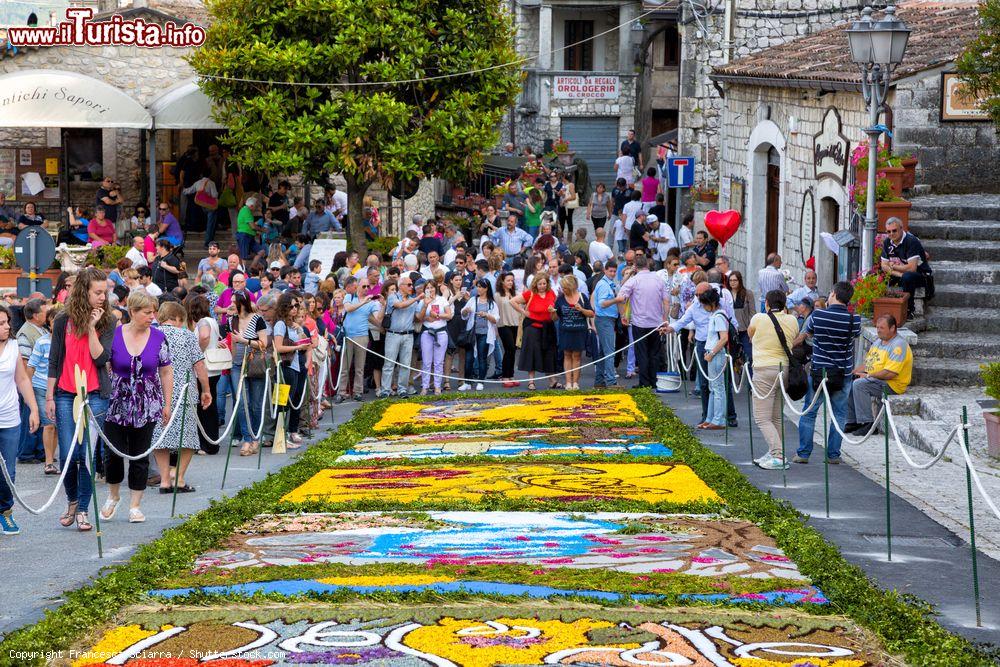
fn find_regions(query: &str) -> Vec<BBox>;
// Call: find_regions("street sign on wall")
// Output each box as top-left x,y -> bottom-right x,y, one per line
666,156 -> 696,188
552,75 -> 620,100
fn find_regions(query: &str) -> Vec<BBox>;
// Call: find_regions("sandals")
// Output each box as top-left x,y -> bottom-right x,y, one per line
100,496 -> 120,521
159,484 -> 196,494
239,441 -> 258,457
59,501 -> 79,527
528,382 -> 537,391
129,508 -> 145,523
549,382 -> 564,390
44,463 -> 59,475
76,512 -> 93,531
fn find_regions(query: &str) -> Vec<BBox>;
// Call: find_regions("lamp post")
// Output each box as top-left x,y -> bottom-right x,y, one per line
847,5 -> 910,272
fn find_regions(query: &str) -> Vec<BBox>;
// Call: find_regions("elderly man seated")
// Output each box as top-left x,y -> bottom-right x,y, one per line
787,269 -> 819,309
880,216 -> 931,317
845,313 -> 912,434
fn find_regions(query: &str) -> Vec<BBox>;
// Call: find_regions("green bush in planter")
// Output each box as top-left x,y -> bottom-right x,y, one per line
981,361 -> 1000,403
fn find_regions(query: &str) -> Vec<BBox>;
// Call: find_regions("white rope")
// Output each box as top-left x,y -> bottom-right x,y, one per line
286,369 -> 309,410
344,321 -> 665,386
669,334 -> 779,400
821,386 -> 887,446
884,399 -> 960,470
956,429 -> 1000,522
0,401 -> 86,515
240,370 -> 272,442
777,375 -> 828,417
193,371 -> 247,446
88,384 -> 192,460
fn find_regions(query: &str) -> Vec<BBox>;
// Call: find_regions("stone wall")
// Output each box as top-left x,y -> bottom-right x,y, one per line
893,70 -> 1000,194
679,0 -> 860,187
718,84 -> 868,287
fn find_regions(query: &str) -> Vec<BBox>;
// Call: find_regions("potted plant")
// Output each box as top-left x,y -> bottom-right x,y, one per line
981,362 -> 1000,459
849,269 -> 888,318
853,176 -> 911,232
873,286 -> 909,327
691,184 -> 719,203
852,141 -> 905,197
900,152 -> 918,190
552,137 -> 575,166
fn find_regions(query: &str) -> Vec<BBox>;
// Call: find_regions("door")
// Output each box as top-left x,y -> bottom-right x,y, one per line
765,154 -> 780,258
560,117 -> 620,192
818,197 -> 840,288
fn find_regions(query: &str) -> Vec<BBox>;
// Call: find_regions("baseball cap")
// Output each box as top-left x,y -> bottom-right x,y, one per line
268,261 -> 282,270
647,214 -> 658,223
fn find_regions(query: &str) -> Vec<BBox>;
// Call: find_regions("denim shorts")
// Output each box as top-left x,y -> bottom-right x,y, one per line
32,386 -> 52,426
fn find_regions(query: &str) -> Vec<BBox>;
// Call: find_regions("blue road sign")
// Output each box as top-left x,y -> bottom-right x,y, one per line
667,156 -> 696,189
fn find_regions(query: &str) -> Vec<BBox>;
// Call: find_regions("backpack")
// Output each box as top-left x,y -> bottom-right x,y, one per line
724,316 -> 746,375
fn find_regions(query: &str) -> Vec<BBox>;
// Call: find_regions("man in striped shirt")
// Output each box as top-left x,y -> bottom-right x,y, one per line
757,253 -> 788,312
791,281 -> 861,464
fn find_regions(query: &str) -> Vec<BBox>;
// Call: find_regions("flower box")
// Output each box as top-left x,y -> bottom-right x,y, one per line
901,156 -> 918,190
873,294 -> 908,327
556,150 -> 575,166
881,166 -> 906,198
876,199 -> 911,232
985,410 -> 1000,460
0,268 -> 61,289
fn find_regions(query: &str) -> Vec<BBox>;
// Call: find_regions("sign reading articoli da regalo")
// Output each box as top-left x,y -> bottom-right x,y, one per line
5,8 -> 205,48
553,75 -> 620,100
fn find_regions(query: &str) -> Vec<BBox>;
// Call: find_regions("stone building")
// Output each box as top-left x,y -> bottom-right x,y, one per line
708,2 -> 990,289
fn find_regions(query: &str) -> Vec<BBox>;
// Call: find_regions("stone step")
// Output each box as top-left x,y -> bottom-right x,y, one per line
929,283 -> 1000,309
926,306 -> 1000,333
911,331 -> 1000,360
908,194 -> 1000,222
908,219 -> 1000,241
921,238 -> 1000,262
929,261 -> 1000,285
911,356 -> 987,386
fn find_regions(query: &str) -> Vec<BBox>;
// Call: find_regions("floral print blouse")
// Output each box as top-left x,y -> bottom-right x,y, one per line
106,325 -> 171,428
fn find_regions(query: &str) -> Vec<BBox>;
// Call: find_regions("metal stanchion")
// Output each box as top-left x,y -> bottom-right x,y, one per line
779,363 -> 787,488
221,367 -> 248,490
823,371 -> 830,518
961,405 -> 982,627
883,388 -> 892,561
85,406 -> 103,559
746,377 -> 754,461
170,371 -> 191,518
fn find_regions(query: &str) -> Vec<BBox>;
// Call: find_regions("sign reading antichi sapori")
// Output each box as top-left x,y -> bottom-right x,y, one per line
552,75 -> 620,100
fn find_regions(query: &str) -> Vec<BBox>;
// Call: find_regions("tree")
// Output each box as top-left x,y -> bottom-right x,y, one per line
956,0 -> 1000,127
190,0 -> 521,253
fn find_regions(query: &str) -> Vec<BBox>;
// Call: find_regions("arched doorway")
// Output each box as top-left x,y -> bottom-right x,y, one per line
817,196 -> 840,290
765,146 -> 781,259
746,120 -> 786,272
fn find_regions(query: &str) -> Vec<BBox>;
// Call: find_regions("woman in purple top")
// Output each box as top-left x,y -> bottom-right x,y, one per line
99,291 -> 173,525
640,166 -> 662,212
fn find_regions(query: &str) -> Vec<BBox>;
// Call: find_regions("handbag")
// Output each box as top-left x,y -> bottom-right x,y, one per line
218,188 -> 236,209
204,347 -> 233,373
245,346 -> 267,378
312,335 -> 329,365
767,311 -> 808,401
195,189 -> 218,210
564,193 -> 580,210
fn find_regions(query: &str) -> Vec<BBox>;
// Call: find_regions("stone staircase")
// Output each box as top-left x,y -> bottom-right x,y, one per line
907,194 -> 1000,386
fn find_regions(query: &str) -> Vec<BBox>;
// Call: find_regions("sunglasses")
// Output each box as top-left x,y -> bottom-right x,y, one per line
159,207 -> 169,211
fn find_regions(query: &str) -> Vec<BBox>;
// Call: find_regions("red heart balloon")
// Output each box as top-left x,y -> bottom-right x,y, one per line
704,209 -> 742,246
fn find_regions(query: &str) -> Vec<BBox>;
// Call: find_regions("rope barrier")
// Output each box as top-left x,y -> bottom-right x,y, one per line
884,399 -> 960,470
88,384 -> 191,461
0,401 -> 86,515
193,370 -> 248,446
956,432 -> 1000,523
240,370 -> 273,442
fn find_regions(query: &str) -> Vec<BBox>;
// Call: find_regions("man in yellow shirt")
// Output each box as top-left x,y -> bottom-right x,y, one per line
845,314 -> 912,433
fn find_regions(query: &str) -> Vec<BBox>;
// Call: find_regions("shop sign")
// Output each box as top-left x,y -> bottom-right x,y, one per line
553,75 -> 620,100
812,107 -> 849,184
940,72 -> 990,122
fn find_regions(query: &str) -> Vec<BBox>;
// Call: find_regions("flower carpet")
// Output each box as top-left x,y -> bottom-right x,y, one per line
5,390 -> 985,666
336,426 -> 671,461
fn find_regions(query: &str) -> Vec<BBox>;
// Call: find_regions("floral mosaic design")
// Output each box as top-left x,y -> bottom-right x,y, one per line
372,394 -> 645,431
74,604 -> 885,666
337,426 -> 671,461
281,463 -> 719,505
192,512 -> 803,579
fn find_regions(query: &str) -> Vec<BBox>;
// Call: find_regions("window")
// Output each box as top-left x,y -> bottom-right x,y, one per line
564,20 -> 594,71
663,25 -> 680,67
64,128 -> 103,181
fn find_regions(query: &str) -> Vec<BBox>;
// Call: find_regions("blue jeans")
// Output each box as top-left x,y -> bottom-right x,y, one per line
236,232 -> 261,260
55,391 -> 108,514
797,375 -> 852,460
594,316 -> 617,385
17,397 -> 42,462
235,373 -> 266,443
204,209 -> 219,246
526,226 -> 539,241
705,352 -> 728,425
0,425 -> 21,513
465,334 -> 490,382
217,372 -> 233,426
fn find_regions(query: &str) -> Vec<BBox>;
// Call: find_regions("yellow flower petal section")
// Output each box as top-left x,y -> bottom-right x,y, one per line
72,624 -> 173,667
401,616 -> 631,666
373,394 -> 644,431
316,574 -> 455,586
282,462 -> 721,505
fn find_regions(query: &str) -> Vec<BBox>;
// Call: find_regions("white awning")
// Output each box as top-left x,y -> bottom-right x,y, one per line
148,79 -> 223,130
0,69 -> 152,128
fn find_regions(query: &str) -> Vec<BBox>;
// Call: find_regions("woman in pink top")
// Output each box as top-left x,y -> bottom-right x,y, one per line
640,166 -> 662,213
88,205 -> 117,247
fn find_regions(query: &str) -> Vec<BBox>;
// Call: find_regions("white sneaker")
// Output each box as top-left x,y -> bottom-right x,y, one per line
458,383 -> 471,391
475,383 -> 484,391
755,456 -> 790,470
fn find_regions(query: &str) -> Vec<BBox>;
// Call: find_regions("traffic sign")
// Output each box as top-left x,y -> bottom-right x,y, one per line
667,156 -> 696,189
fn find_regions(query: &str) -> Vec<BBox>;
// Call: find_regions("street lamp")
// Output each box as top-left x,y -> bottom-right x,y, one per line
847,5 -> 910,272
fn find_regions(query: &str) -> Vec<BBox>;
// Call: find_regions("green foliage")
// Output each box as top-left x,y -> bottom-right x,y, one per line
0,246 -> 15,270
365,236 -> 400,259
981,361 -> 1000,403
190,0 -> 522,253
850,270 -> 889,317
957,0 -> 1000,127
853,176 -> 896,211
94,243 -> 130,269
0,389 -> 991,666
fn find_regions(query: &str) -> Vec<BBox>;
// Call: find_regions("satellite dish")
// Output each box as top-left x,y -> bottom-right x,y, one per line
13,226 -> 56,274
390,177 -> 421,201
